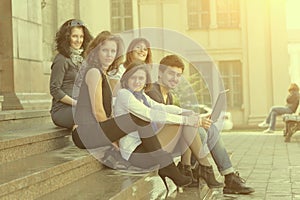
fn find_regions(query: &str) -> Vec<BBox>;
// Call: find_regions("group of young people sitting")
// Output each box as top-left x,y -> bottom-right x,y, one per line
49,19 -> 254,195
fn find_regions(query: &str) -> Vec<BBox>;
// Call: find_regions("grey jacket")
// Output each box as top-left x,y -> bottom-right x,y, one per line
50,54 -> 79,113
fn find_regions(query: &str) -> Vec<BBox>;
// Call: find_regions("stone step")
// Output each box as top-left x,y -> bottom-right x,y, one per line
36,161 -> 222,200
0,109 -> 52,132
38,169 -> 158,200
0,144 -> 103,200
0,124 -> 70,164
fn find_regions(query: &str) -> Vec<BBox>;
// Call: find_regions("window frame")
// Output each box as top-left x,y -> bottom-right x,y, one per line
218,60 -> 243,108
110,0 -> 133,33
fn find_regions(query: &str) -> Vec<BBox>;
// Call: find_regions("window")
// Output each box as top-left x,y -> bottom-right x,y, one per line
216,0 -> 240,28
187,0 -> 210,29
111,0 -> 133,33
218,61 -> 243,108
187,0 -> 240,29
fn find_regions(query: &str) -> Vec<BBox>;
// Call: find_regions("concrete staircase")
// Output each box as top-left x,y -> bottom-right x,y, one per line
0,110 -> 220,200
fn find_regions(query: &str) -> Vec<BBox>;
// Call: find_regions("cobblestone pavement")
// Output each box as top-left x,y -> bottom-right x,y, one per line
214,130 -> 300,200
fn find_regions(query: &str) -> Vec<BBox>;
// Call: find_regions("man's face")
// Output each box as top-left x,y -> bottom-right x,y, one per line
159,66 -> 183,89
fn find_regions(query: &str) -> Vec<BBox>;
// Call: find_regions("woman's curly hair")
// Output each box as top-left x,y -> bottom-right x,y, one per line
55,19 -> 93,57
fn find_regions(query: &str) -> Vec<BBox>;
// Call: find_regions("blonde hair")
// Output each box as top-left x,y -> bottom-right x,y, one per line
288,83 -> 299,92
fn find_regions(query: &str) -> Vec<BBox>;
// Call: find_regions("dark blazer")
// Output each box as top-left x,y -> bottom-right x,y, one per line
146,83 -> 173,105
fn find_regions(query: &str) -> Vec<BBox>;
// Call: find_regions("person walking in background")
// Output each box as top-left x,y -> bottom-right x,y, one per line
146,54 -> 255,194
72,31 -> 192,189
258,83 -> 300,133
49,19 -> 93,129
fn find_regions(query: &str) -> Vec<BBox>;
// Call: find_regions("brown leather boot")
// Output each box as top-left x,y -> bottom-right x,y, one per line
193,163 -> 224,188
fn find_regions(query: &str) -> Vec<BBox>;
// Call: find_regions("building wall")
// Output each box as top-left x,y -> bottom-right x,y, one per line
0,0 -> 291,127
135,0 -> 289,125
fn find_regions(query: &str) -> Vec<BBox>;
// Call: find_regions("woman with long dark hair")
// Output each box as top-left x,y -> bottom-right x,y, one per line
50,19 -> 93,129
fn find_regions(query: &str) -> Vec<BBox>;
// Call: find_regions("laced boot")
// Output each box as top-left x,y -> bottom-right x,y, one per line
223,172 -> 255,194
193,163 -> 224,188
177,162 -> 198,187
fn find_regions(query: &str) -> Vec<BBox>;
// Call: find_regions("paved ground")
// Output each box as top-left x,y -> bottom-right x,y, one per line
207,129 -> 300,200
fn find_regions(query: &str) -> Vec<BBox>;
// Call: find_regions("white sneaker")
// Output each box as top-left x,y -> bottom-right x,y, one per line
263,128 -> 274,133
258,121 -> 269,128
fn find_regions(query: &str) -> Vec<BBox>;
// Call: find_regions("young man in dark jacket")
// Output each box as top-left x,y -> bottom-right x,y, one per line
146,54 -> 255,195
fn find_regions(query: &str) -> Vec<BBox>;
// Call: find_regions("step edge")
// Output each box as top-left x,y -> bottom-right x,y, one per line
0,129 -> 70,150
0,154 -> 100,196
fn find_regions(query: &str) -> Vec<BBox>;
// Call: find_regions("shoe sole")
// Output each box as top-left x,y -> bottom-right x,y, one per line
258,126 -> 269,128
223,188 -> 255,195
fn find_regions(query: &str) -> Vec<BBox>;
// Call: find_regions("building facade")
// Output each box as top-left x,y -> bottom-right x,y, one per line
0,0 -> 291,126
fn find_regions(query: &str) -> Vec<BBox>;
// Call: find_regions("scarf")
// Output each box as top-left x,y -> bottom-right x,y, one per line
70,48 -> 84,67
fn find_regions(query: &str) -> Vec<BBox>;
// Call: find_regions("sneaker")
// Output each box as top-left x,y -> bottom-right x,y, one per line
258,121 -> 269,128
263,128 -> 274,133
223,172 -> 255,194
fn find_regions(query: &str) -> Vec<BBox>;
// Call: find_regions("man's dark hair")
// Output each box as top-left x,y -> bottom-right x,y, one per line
159,55 -> 185,72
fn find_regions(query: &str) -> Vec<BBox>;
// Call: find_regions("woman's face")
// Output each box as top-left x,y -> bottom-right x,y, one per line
98,40 -> 117,72
127,69 -> 147,92
132,42 -> 148,62
70,27 -> 84,50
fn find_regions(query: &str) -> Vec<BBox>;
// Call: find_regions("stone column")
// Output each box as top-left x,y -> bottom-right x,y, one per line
0,0 -> 23,110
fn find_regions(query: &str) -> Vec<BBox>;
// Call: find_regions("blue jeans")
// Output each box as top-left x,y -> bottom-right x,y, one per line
266,106 -> 293,130
198,125 -> 234,175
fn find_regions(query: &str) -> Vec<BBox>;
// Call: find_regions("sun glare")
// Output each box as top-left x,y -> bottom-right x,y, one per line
286,0 -> 300,29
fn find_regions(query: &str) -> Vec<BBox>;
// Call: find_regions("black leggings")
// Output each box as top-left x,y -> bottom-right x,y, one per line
72,113 -> 153,148
72,113 -> 173,168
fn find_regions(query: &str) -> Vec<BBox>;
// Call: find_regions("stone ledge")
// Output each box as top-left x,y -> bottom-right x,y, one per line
0,125 -> 70,164
0,109 -> 50,121
0,109 -> 52,132
0,145 -> 103,199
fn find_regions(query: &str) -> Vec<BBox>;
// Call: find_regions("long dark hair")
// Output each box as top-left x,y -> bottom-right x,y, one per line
84,31 -> 124,74
123,38 -> 152,68
55,19 -> 93,57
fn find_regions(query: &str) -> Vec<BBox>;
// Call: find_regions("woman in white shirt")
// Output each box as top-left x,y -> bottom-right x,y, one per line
114,60 -> 216,189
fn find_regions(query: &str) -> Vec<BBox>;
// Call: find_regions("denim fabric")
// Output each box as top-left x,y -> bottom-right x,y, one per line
266,106 -> 293,130
199,125 -> 234,175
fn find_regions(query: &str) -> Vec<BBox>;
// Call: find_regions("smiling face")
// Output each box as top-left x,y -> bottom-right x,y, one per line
132,41 -> 148,62
127,69 -> 147,92
98,40 -> 117,72
159,66 -> 183,89
70,27 -> 84,50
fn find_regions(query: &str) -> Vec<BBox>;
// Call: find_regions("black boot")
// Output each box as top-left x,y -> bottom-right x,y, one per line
177,162 -> 198,187
158,162 -> 192,190
223,172 -> 255,194
193,163 -> 224,188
